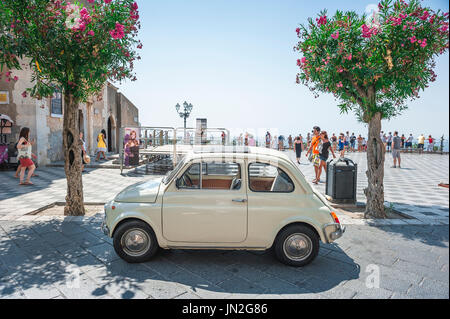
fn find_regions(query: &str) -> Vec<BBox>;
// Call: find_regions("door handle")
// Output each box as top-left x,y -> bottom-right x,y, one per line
232,199 -> 247,203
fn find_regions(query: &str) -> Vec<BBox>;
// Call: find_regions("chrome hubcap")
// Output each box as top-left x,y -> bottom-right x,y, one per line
283,233 -> 312,261
122,229 -> 150,257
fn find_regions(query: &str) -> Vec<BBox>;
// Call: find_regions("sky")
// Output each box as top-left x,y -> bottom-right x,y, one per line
115,0 -> 450,139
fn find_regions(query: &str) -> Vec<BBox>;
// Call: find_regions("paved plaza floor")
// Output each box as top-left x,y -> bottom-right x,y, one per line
0,151 -> 448,299
291,152 -> 449,225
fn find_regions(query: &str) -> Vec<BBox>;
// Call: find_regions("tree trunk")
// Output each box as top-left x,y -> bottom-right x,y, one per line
63,93 -> 85,216
364,112 -> 386,218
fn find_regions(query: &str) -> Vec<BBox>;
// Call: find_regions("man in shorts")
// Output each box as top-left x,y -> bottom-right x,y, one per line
392,131 -> 402,168
417,134 -> 425,154
406,134 -> 414,151
306,126 -> 322,184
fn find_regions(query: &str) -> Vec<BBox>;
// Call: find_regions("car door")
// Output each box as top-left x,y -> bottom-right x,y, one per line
246,161 -> 300,246
162,159 -> 248,244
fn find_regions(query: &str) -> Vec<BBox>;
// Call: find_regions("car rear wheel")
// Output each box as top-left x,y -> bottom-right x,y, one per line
274,224 -> 319,267
113,220 -> 159,263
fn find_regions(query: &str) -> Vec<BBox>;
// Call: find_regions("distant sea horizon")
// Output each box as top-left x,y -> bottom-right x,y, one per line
227,136 -> 450,152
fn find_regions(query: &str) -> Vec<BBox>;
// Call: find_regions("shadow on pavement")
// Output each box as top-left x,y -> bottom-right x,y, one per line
0,218 -> 359,299
373,224 -> 449,249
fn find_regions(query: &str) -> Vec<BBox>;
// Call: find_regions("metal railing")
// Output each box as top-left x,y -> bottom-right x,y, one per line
119,126 -> 232,174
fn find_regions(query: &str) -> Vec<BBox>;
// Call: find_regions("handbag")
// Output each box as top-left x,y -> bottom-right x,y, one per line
83,154 -> 91,164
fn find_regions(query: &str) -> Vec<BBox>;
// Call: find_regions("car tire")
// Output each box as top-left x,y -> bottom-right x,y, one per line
113,220 -> 159,263
274,224 -> 319,267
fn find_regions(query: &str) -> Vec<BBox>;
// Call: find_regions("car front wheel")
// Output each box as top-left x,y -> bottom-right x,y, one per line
274,224 -> 319,267
113,220 -> 159,263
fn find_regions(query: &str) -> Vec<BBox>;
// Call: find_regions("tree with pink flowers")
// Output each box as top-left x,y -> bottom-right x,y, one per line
0,0 -> 142,216
295,0 -> 448,218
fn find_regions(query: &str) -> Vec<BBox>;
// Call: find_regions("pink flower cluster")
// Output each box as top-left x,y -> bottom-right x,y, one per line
409,36 -> 428,47
64,3 -> 92,33
316,15 -> 327,26
361,24 -> 379,38
130,2 -> 139,20
439,24 -> 449,33
297,57 -> 307,67
419,11 -> 430,21
331,31 -> 339,40
418,38 -> 427,47
77,7 -> 92,32
2,71 -> 18,83
110,22 -> 125,39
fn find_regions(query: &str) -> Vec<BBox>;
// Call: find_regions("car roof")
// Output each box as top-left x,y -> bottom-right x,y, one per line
190,146 -> 292,162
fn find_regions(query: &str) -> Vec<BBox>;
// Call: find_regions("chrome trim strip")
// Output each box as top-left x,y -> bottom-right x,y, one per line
166,246 -> 266,250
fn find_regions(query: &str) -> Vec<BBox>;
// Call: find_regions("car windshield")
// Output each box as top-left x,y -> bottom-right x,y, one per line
163,157 -> 186,184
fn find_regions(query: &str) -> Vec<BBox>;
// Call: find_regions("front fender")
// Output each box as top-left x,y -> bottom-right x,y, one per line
106,202 -> 163,245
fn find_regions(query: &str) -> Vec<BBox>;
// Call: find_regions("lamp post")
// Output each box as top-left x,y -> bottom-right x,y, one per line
175,101 -> 193,143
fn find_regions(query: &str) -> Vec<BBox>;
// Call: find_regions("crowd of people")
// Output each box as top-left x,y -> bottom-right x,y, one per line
261,129 -> 442,184
263,130 -> 440,156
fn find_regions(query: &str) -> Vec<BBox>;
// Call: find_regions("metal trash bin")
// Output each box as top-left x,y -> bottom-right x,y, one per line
326,157 -> 357,203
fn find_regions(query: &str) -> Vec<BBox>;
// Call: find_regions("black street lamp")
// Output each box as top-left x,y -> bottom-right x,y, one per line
175,101 -> 193,142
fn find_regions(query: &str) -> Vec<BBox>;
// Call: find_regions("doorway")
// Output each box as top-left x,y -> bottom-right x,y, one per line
78,110 -> 84,135
107,117 -> 112,152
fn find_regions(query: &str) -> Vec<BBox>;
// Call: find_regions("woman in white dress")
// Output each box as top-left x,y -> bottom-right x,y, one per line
271,136 -> 278,149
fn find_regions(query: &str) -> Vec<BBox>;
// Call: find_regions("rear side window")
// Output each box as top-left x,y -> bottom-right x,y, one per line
248,163 -> 294,193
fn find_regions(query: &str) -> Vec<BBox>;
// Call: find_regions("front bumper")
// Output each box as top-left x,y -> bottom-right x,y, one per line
323,222 -> 346,243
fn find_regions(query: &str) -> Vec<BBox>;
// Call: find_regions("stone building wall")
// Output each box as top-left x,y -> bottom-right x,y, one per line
0,66 -> 139,165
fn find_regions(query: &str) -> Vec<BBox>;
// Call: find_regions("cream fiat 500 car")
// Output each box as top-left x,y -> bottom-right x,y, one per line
102,146 -> 345,267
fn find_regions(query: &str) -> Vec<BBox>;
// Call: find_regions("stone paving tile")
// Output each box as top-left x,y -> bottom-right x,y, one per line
142,256 -> 188,278
21,286 -> 62,299
168,270 -> 232,299
83,262 -> 153,299
391,260 -> 449,283
406,278 -> 450,299
67,231 -> 107,249
85,243 -> 120,264
137,275 -> 190,299
225,263 -> 272,284
344,279 -> 394,299
66,253 -> 108,274
54,243 -> 90,260
52,273 -> 113,299
217,276 -> 268,296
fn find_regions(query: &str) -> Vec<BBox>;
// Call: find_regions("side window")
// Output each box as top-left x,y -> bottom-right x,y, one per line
177,163 -> 201,189
249,163 -> 294,193
202,162 -> 241,190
